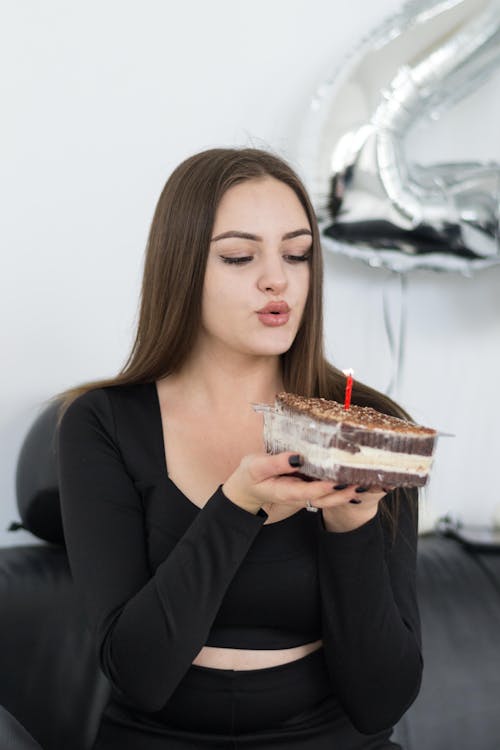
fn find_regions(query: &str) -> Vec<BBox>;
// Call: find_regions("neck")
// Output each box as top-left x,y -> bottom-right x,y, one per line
163,351 -> 284,417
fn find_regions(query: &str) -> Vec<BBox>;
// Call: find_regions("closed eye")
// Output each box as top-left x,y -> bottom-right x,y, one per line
220,255 -> 252,265
221,254 -> 311,265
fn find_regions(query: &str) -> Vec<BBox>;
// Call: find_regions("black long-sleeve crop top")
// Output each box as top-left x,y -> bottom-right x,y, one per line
57,382 -> 423,733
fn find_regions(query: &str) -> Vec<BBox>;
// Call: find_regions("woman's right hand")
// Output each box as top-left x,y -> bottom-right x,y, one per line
221,452 -> 338,515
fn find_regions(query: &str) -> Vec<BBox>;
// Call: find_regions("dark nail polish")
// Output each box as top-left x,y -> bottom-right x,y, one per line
334,483 -> 348,490
349,499 -> 362,504
355,486 -> 368,493
288,454 -> 303,467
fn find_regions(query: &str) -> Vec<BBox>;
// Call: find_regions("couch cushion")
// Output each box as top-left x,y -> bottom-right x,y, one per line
393,534 -> 500,749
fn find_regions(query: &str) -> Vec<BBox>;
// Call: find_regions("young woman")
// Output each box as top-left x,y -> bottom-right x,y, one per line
55,147 -> 422,749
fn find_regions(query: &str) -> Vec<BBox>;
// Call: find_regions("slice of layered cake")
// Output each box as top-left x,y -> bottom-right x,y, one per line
254,392 -> 437,488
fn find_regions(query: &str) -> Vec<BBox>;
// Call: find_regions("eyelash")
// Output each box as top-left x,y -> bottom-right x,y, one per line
221,254 -> 311,265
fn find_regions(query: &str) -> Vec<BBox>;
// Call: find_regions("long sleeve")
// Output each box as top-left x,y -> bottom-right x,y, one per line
57,389 -> 268,713
316,494 -> 423,734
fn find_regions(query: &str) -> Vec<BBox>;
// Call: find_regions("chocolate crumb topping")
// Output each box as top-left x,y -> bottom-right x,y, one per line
275,392 -> 436,436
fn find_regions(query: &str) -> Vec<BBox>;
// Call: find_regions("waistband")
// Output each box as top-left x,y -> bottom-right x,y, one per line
154,646 -> 334,734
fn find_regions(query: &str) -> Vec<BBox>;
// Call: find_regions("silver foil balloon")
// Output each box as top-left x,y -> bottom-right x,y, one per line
298,0 -> 500,274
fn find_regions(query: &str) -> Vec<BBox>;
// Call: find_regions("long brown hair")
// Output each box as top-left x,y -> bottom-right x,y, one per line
48,147 -> 418,542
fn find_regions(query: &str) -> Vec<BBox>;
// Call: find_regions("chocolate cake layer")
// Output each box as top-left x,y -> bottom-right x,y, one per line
264,440 -> 428,488
276,393 -> 436,457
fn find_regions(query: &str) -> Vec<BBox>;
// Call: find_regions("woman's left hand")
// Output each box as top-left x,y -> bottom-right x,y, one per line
313,485 -> 394,533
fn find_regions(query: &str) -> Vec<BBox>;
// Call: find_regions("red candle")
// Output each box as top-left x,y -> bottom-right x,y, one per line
342,368 -> 354,410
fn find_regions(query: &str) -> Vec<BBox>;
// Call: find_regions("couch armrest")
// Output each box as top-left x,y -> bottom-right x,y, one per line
0,545 -> 110,750
0,705 -> 42,749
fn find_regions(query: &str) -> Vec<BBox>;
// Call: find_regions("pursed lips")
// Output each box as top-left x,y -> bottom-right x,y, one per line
255,303 -> 292,327
256,301 -> 291,315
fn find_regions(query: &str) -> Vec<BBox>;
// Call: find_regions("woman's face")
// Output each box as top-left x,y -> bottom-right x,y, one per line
200,176 -> 312,360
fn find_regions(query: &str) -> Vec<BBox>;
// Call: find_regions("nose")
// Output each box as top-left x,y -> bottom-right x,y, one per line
257,255 -> 288,295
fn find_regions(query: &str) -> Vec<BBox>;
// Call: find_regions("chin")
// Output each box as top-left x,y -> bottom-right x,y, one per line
249,336 -> 296,357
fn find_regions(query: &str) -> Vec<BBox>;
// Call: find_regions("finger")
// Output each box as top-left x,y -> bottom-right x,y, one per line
315,489 -> 386,510
285,479 -> 390,506
361,487 -> 391,498
330,484 -> 385,494
283,479 -> 348,507
346,489 -> 387,506
363,485 -> 397,494
331,483 -> 358,493
245,452 -> 307,484
253,468 -> 335,506
340,484 -> 394,495
359,485 -> 393,494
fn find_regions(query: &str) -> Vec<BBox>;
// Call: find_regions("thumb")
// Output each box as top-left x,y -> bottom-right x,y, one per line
246,451 -> 304,483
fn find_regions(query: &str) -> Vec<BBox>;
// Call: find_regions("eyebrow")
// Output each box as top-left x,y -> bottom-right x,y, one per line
210,229 -> 312,242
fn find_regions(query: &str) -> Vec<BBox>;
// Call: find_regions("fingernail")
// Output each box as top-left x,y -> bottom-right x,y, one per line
355,486 -> 368,493
334,483 -> 348,490
349,499 -> 362,504
288,454 -> 303,467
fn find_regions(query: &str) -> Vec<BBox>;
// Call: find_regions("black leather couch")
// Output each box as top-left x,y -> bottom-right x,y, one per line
1,399 -> 500,750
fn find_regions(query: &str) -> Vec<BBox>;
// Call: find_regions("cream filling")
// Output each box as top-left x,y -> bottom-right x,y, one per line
265,427 -> 433,476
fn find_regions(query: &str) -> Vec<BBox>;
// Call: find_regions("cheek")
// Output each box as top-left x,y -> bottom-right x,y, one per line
201,278 -> 243,329
221,269 -> 250,304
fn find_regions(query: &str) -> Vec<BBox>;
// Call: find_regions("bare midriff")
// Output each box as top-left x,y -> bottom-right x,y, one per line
192,639 -> 323,670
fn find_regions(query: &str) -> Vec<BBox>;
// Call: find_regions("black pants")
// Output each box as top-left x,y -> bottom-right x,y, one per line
94,648 -> 401,749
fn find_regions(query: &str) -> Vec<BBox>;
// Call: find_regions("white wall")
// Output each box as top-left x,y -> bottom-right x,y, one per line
2,0 -> 500,547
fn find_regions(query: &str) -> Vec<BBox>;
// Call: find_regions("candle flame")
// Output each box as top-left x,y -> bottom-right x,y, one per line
342,368 -> 354,377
